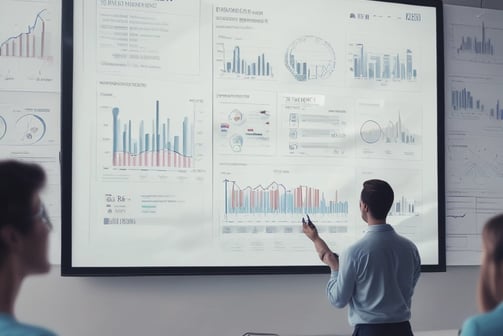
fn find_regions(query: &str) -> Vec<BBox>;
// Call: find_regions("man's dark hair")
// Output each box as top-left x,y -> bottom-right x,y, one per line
0,160 -> 46,258
360,179 -> 394,220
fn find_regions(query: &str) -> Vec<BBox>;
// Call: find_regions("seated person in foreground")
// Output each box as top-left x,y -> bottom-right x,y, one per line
0,160 -> 57,335
460,214 -> 503,336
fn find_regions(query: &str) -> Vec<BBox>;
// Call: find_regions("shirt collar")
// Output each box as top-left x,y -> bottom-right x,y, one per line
365,224 -> 394,232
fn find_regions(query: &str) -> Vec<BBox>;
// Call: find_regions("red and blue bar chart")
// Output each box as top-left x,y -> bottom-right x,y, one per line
223,179 -> 348,215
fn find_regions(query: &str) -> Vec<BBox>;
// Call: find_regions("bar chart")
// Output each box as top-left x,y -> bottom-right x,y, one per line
218,44 -> 273,78
0,9 -> 47,59
223,179 -> 348,216
388,196 -> 417,216
349,42 -> 417,82
457,22 -> 495,56
449,21 -> 503,64
111,100 -> 194,169
450,86 -> 503,121
0,0 -> 60,91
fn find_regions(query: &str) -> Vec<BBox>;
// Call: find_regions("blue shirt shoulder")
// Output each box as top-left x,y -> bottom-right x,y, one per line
460,303 -> 503,336
0,314 -> 57,336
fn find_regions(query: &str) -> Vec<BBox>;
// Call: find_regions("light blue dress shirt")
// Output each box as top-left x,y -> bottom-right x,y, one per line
327,224 -> 421,326
0,314 -> 56,336
460,302 -> 503,336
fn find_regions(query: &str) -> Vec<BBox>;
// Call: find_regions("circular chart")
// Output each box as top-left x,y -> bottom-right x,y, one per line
285,35 -> 336,81
16,114 -> 46,144
360,120 -> 382,144
228,109 -> 245,125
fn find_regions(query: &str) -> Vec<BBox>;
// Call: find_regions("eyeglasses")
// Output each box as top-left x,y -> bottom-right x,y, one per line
33,202 -> 53,229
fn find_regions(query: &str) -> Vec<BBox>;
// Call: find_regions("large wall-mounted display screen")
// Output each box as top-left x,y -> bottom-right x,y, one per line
62,0 -> 444,275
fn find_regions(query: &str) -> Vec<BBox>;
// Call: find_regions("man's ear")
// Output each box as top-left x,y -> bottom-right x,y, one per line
0,226 -> 22,252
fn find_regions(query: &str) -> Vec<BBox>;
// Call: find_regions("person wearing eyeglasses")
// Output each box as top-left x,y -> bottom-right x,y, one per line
0,160 -> 56,335
303,179 -> 421,336
459,214 -> 503,336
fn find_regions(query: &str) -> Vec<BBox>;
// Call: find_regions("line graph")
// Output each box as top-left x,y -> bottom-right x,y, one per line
223,179 -> 348,216
0,9 -> 48,59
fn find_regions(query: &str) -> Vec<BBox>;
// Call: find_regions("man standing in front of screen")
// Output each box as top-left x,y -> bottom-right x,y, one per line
303,179 -> 421,336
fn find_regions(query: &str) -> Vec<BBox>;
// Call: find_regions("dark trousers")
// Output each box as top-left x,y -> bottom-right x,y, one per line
352,321 -> 413,336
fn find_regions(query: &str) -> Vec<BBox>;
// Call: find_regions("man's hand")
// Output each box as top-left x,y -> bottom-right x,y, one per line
302,216 -> 319,241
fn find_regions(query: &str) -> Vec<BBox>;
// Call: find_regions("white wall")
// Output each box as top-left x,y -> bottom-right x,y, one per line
16,266 -> 478,336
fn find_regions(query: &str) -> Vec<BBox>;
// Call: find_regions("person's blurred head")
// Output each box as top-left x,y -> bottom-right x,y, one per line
360,179 -> 394,222
0,160 -> 50,275
478,214 -> 503,312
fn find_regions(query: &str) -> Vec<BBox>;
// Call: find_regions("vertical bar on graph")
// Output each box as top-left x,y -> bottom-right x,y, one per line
162,124 -> 166,166
262,54 -> 265,75
174,136 -> 179,167
41,20 -> 45,58
183,117 -> 188,158
224,180 -> 228,215
122,127 -> 127,166
156,101 -> 160,166
145,134 -> 150,166
139,121 -> 144,166
236,46 -> 240,73
112,108 -> 119,166
128,120 -> 132,166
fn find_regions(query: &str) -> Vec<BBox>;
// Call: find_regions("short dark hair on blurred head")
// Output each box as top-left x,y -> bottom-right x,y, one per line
0,160 -> 46,234
360,179 -> 394,220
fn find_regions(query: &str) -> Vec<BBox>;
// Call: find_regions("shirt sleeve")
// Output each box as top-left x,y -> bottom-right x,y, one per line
326,250 -> 357,308
412,245 -> 421,289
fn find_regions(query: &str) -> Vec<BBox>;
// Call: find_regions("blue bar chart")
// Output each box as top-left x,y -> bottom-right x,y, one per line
223,179 -> 348,215
349,43 -> 417,82
388,196 -> 417,216
457,22 -> 495,56
111,100 -> 193,168
451,86 -> 503,121
220,44 -> 273,78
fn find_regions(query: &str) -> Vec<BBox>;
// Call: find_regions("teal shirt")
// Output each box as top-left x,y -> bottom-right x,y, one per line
0,314 -> 56,336
327,224 -> 421,325
460,303 -> 503,336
